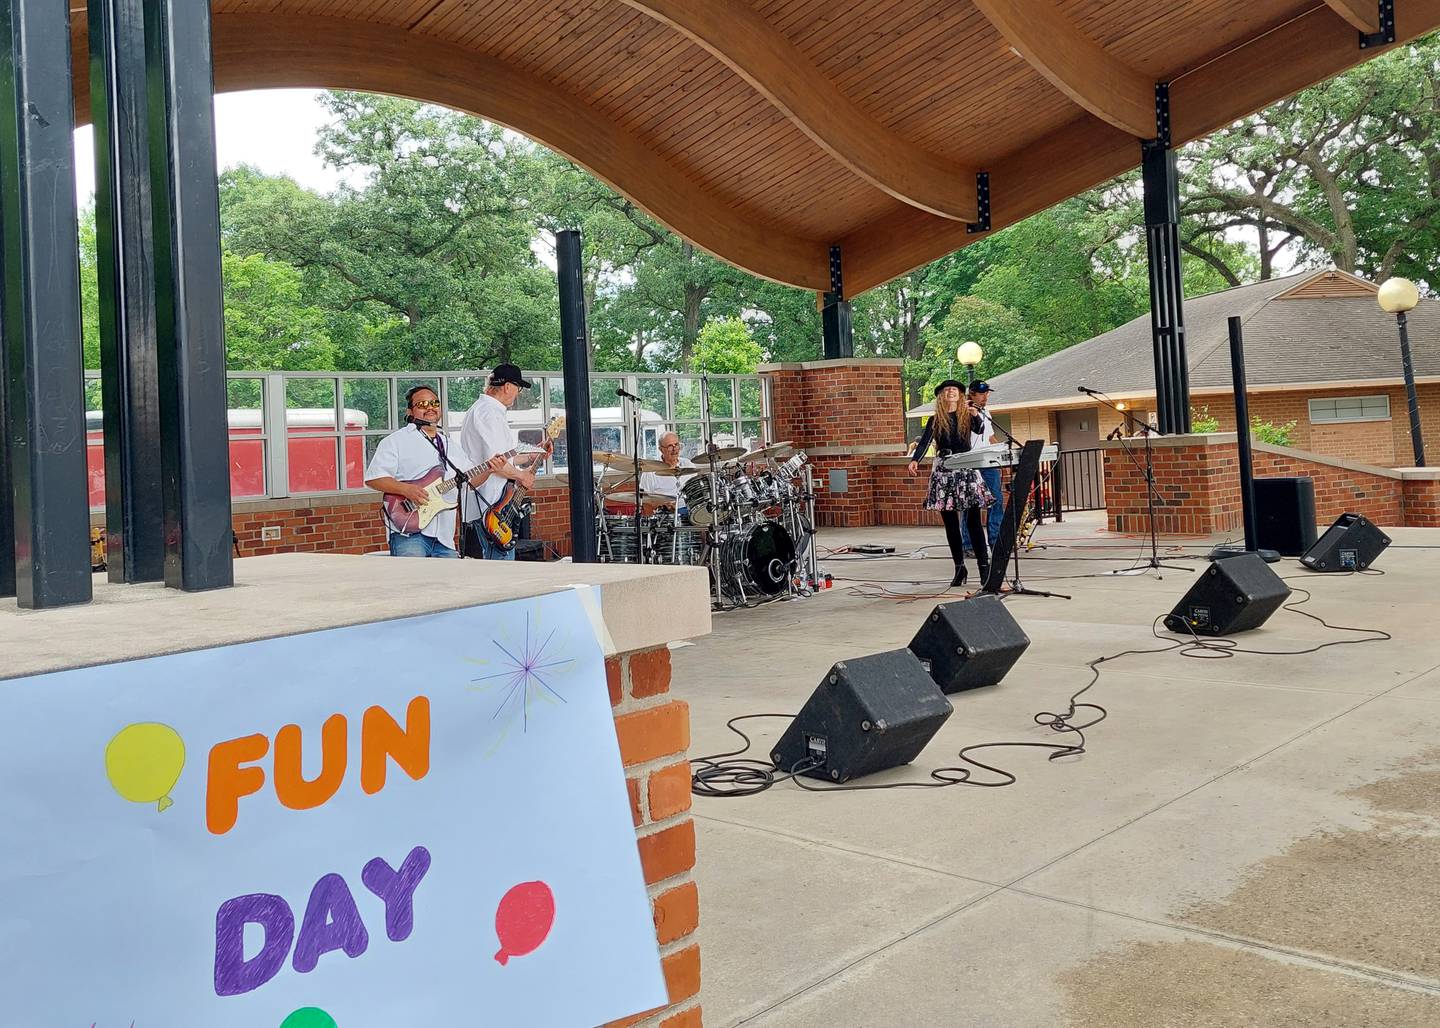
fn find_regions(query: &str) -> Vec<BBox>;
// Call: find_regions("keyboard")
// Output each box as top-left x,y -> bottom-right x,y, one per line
939,444 -> 1058,471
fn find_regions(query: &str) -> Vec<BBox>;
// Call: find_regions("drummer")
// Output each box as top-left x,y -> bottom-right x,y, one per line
640,432 -> 693,513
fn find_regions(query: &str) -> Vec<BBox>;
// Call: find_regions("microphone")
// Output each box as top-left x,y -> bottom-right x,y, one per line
1076,385 -> 1100,396
615,386 -> 641,402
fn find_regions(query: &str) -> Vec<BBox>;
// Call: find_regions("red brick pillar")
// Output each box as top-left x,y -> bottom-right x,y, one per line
760,359 -> 907,528
604,645 -> 701,1028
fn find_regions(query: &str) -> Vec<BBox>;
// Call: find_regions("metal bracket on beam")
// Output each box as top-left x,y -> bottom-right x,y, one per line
1359,0 -> 1396,48
1153,83 -> 1172,149
966,172 -> 991,234
828,244 -> 844,299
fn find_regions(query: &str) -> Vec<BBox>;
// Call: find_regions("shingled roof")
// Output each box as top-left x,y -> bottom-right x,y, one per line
985,269 -> 1440,410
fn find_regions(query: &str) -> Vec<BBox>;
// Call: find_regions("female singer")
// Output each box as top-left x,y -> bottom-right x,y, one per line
907,380 -> 994,588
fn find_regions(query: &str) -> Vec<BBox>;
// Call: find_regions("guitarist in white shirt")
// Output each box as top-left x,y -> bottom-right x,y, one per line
459,364 -> 547,560
364,386 -> 502,558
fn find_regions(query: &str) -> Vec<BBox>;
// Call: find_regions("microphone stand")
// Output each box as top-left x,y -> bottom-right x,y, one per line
983,412 -> 1068,600
617,387 -> 644,565
1077,388 -> 1190,578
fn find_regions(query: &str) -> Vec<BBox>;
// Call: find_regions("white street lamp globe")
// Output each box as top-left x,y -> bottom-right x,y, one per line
1378,277 -> 1420,314
956,341 -> 984,367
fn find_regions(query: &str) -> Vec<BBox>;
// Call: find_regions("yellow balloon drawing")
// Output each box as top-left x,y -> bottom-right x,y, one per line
105,723 -> 186,812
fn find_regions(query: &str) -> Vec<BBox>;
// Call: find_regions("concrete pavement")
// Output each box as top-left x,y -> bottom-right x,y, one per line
673,514 -> 1440,1026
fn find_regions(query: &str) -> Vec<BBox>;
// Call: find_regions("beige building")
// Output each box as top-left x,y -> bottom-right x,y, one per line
973,269 -> 1439,469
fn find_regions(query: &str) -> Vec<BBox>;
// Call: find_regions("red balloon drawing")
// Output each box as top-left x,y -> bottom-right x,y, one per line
493,880 -> 556,965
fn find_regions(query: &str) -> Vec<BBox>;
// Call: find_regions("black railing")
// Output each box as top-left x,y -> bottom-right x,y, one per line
1054,447 -> 1105,512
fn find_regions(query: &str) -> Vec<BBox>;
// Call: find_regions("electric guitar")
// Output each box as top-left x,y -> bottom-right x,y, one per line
382,415 -> 564,536
477,416 -> 565,551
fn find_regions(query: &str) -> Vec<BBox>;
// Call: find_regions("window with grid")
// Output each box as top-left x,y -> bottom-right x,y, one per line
1308,395 -> 1390,424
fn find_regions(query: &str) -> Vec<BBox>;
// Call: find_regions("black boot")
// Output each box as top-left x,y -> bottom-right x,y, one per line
975,560 -> 990,590
951,564 -> 967,588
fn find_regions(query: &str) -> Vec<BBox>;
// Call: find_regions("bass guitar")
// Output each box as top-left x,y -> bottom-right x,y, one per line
477,416 -> 565,551
382,415 -> 564,536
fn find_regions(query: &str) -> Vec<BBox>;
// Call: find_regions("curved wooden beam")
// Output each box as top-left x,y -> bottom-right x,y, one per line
1321,0 -> 1382,33
842,0 -> 1440,294
70,14 -> 830,291
969,0 -> 1154,138
615,0 -> 979,223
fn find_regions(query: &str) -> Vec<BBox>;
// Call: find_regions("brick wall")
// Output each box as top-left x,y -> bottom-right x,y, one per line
604,645 -> 701,1028
1103,434 -> 1436,535
232,498 -> 387,557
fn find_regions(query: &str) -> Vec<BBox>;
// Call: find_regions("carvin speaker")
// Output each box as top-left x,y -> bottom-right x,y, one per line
771,650 -> 952,783
1253,477 -> 1317,557
1300,513 -> 1391,572
908,594 -> 1030,694
1163,552 -> 1291,636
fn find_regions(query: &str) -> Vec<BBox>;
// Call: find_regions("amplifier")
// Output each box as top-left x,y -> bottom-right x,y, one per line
1164,552 -> 1291,636
1253,477 -> 1317,556
908,595 -> 1029,694
771,650 -> 951,783
1301,513 -> 1391,572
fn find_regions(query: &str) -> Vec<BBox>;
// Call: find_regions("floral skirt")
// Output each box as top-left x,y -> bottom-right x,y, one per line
925,464 -> 994,512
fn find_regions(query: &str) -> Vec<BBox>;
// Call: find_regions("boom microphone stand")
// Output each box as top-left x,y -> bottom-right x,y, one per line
1076,386 -> 1190,578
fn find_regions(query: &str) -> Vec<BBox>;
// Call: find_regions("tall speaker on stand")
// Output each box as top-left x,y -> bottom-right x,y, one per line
1210,316 -> 1279,563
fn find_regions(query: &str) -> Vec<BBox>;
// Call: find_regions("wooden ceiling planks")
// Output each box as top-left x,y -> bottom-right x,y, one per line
69,0 -> 1440,293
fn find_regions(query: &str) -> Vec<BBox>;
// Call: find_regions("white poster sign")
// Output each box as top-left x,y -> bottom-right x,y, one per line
0,590 -> 667,1027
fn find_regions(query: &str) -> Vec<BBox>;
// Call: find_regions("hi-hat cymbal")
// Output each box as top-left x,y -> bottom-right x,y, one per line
594,451 -> 672,473
604,487 -> 673,505
741,440 -> 795,462
554,466 -> 630,487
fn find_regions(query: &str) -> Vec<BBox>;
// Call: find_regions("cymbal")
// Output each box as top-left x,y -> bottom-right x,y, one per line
554,466 -> 629,487
741,440 -> 795,462
604,487 -> 673,505
692,446 -> 746,466
593,451 -> 672,473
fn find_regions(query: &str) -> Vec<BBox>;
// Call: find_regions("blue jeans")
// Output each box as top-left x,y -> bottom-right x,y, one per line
389,532 -> 460,558
962,467 -> 1005,549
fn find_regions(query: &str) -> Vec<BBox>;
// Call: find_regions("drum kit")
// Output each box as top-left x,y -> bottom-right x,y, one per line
579,440 -> 819,609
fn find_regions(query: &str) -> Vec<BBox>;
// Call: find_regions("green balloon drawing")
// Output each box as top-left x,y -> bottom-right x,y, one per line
280,1008 -> 336,1028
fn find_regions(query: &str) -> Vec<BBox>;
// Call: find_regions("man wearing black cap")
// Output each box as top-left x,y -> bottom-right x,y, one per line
967,381 -> 1004,549
459,364 -> 542,560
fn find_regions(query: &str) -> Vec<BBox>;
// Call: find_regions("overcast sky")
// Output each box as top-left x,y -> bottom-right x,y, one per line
73,89 -> 345,203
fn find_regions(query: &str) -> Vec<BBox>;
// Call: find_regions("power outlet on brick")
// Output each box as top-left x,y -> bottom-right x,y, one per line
260,526 -> 282,542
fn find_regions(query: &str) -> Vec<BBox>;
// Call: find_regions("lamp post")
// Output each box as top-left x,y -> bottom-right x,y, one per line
957,341 -> 984,387
1378,277 -> 1426,467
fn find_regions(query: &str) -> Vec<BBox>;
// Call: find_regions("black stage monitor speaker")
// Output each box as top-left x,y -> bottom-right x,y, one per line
1301,513 -> 1391,572
771,650 -> 952,783
1164,552 -> 1291,636
908,594 -> 1030,694
1254,477 -> 1317,557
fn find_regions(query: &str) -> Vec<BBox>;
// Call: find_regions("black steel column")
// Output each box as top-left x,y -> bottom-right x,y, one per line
1395,312 -> 1427,467
145,0 -> 233,590
0,0 -> 94,608
556,229 -> 597,563
1141,84 -> 1190,435
822,245 -> 854,359
1228,317 -> 1259,551
91,0 -> 165,582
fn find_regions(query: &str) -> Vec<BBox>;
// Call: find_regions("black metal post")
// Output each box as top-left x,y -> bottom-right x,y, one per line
145,0 -> 233,591
1228,317 -> 1259,551
556,229 -> 597,562
1141,85 -> 1190,435
90,0 -> 165,582
0,0 -> 94,608
822,245 -> 854,359
1395,312 -> 1427,467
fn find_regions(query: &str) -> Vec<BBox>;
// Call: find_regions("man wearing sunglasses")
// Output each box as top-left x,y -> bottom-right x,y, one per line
364,385 -> 499,557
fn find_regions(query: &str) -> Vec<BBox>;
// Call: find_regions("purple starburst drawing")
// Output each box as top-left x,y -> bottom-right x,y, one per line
471,610 -> 574,731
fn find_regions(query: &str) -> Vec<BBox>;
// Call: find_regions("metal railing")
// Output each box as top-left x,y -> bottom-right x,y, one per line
1054,447 -> 1105,512
83,369 -> 772,505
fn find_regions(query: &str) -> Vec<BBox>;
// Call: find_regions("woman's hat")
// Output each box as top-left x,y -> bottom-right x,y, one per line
934,379 -> 965,396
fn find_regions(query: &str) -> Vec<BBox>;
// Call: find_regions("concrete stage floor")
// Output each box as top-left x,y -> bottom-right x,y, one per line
674,512 -> 1440,1027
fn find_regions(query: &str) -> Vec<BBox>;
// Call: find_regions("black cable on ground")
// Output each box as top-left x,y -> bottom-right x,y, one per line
692,569 -> 1393,797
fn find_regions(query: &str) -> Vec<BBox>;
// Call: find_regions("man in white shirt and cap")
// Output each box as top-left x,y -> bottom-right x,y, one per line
364,385 -> 500,557
459,364 -> 545,560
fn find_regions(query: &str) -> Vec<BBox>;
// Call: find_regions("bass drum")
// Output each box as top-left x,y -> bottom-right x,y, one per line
721,521 -> 795,596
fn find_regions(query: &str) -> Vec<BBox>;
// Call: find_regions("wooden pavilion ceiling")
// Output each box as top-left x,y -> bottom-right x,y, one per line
71,0 -> 1440,294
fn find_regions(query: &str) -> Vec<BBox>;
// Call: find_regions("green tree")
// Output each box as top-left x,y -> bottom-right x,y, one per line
919,296 -> 1046,393
693,317 -> 763,373
221,252 -> 339,370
